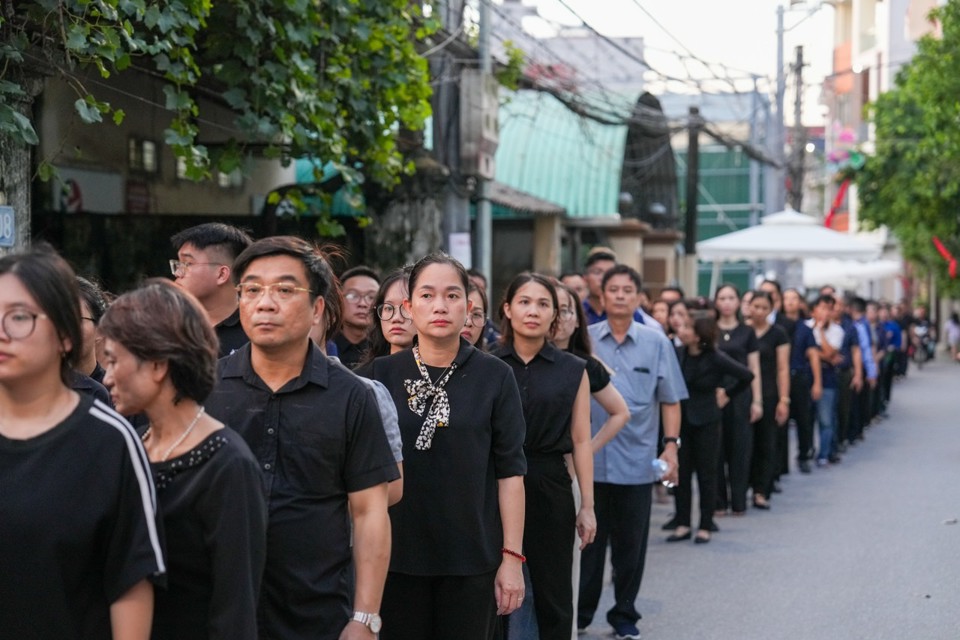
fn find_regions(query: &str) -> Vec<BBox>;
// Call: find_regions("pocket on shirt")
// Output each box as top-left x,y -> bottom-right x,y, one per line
283,430 -> 342,495
630,367 -> 657,402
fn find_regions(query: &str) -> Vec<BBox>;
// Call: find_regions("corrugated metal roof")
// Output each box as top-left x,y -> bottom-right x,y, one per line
496,90 -> 628,218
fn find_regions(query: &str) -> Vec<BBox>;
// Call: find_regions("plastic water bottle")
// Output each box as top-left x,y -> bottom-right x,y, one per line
651,459 -> 674,488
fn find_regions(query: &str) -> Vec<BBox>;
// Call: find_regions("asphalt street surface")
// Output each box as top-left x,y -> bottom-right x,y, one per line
579,356 -> 960,640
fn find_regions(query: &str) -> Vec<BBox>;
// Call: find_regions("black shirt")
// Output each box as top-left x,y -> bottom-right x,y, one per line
717,322 -> 759,365
148,431 -> 267,640
369,341 -> 527,576
333,333 -> 370,369
0,396 -> 165,639
677,348 -> 754,426
755,325 -> 790,400
215,307 -> 249,358
584,354 -> 612,394
71,369 -> 112,406
493,342 -> 586,456
205,343 -> 398,640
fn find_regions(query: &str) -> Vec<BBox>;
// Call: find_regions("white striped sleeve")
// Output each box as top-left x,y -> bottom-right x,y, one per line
90,400 -> 166,574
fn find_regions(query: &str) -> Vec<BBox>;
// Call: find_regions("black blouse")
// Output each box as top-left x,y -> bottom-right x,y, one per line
148,430 -> 267,640
717,322 -> 759,365
677,348 -> 754,426
755,325 -> 790,400
493,342 -> 586,456
369,341 -> 527,576
584,355 -> 611,394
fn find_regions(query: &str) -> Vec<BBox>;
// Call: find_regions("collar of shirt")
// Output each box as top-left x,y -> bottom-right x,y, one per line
592,318 -> 648,346
216,306 -> 241,329
493,340 -> 559,364
221,341 -> 330,392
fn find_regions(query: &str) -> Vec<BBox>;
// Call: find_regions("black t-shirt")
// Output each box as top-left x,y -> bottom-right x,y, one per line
205,343 -> 398,640
332,333 -> 370,369
71,369 -> 112,406
755,325 -> 790,400
717,322 -> 759,365
493,342 -> 586,456
0,395 -> 165,639
369,341 -> 527,576
147,430 -> 267,640
215,307 -> 249,358
585,355 -> 612,394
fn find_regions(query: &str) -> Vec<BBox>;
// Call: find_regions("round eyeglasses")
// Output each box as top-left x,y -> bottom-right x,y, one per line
1,308 -> 49,340
377,303 -> 411,321
464,311 -> 486,327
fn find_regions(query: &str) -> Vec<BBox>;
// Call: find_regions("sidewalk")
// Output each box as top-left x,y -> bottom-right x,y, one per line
579,357 -> 960,640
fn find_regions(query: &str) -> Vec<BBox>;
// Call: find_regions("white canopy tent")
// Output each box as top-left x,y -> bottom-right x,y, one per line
696,208 -> 883,293
802,258 -> 902,290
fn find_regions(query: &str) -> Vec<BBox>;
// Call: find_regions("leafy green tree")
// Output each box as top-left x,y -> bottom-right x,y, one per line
858,0 -> 960,293
0,0 -> 435,248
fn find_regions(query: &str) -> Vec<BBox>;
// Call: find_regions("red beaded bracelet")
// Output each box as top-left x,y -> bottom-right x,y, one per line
501,547 -> 526,563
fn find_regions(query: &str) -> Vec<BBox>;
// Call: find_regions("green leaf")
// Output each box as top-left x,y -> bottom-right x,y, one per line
112,109 -> 126,125
74,98 -> 103,124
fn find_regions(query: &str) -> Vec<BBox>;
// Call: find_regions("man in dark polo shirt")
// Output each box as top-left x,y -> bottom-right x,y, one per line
206,236 -> 398,640
333,266 -> 379,368
170,222 -> 253,357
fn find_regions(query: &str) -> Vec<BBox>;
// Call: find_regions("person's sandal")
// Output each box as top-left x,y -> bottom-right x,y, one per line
694,530 -> 711,544
753,495 -> 771,510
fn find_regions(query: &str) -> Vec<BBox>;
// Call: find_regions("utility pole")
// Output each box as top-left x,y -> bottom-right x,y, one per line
683,106 -> 701,295
788,45 -> 806,211
476,0 -> 493,286
766,3 -> 787,215
748,75 -> 762,227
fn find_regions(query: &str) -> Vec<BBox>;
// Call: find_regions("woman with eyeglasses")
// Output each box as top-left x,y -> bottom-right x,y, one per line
100,279 -> 267,640
461,283 -> 489,349
0,247 -> 165,639
492,273 -> 596,640
358,269 -> 416,368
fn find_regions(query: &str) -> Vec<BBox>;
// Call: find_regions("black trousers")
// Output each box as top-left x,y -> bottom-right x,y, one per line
790,370 -> 815,463
835,368 -> 853,447
516,455 -> 575,640
716,391 -> 753,513
750,396 -> 779,498
381,570 -> 498,640
578,483 -> 651,629
675,417 -> 720,531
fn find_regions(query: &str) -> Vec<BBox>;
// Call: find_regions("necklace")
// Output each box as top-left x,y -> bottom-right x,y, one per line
142,406 -> 206,462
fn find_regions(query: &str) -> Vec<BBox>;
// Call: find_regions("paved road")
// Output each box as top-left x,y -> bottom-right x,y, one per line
580,357 -> 960,640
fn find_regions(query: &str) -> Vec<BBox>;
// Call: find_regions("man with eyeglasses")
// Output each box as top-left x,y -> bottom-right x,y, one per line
205,236 -> 397,640
334,266 -> 380,369
170,222 -> 253,357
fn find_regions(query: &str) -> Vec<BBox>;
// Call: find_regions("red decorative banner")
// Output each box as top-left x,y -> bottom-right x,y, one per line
932,236 -> 957,278
825,179 -> 850,229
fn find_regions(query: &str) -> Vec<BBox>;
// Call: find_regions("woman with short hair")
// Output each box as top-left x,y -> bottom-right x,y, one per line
101,279 -> 267,640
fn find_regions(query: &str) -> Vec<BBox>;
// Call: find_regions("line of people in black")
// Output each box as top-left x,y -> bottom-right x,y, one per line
1,227 -> 917,640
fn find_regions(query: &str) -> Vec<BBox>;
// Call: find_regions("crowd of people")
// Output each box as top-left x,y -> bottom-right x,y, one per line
0,226 -> 930,640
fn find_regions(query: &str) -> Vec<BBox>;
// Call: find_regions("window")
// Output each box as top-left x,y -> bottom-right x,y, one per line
128,138 -> 159,174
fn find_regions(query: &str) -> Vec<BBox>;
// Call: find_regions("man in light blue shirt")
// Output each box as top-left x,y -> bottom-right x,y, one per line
578,265 -> 687,640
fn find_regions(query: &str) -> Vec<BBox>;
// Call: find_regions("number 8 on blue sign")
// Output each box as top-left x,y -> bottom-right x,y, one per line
0,206 -> 15,248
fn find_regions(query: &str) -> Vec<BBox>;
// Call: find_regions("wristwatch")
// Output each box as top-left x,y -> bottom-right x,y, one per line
352,611 -> 382,634
662,437 -> 681,449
